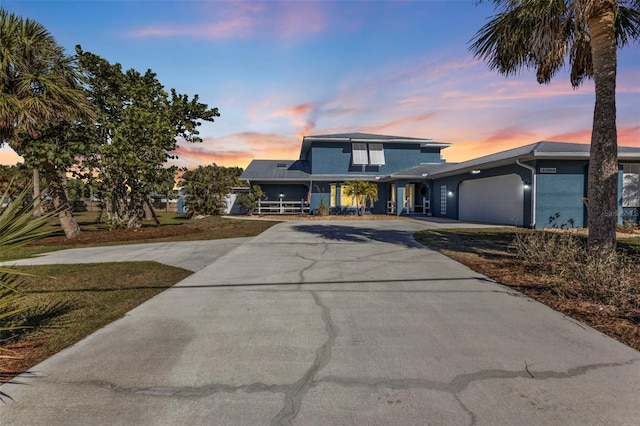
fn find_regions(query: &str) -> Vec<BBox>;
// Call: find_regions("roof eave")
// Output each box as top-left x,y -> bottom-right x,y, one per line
241,177 -> 311,182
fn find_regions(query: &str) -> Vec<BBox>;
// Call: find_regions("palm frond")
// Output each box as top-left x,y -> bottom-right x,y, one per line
471,0 -> 639,87
615,4 -> 640,46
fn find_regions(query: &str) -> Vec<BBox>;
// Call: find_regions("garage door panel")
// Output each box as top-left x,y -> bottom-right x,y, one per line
459,174 -> 523,226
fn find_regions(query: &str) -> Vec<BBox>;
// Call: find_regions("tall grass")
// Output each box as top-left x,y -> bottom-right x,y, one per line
512,230 -> 639,315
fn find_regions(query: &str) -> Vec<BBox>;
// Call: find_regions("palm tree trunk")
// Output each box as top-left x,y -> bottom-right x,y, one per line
586,1 -> 618,251
32,168 -> 42,218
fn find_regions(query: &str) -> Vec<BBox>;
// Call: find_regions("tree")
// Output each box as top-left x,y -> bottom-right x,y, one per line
343,180 -> 379,216
15,121 -> 89,235
75,47 -> 220,228
0,9 -> 93,238
469,0 -> 640,251
180,164 -> 243,217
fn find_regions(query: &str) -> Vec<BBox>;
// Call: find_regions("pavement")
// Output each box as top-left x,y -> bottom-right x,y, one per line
1,219 -> 639,425
1,238 -> 254,272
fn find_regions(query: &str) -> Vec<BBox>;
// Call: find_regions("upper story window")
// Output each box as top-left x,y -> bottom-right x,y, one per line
368,143 -> 385,165
352,143 -> 368,165
351,142 -> 385,166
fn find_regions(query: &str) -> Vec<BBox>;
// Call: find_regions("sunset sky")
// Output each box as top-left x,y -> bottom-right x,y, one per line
1,0 -> 638,169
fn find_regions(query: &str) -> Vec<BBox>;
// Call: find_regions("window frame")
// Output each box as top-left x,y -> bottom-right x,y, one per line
351,143 -> 368,165
368,143 -> 385,165
440,185 -> 447,215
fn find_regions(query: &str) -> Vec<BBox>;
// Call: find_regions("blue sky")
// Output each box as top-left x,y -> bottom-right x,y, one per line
1,0 -> 638,168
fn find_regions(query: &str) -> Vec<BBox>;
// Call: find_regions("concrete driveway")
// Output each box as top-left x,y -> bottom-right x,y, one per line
1,220 -> 639,425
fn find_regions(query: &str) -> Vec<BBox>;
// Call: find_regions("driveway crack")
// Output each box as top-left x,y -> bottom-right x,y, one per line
314,358 -> 640,395
271,291 -> 337,425
38,379 -> 290,398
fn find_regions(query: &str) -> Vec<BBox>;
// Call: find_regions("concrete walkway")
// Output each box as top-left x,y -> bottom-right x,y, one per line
1,238 -> 253,272
1,220 -> 639,425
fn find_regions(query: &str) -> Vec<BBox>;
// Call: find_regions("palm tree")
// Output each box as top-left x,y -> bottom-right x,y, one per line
1,9 -> 92,238
470,0 -> 640,251
343,180 -> 379,216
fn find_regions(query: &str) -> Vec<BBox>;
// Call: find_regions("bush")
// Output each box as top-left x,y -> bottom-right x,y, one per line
512,230 -> 639,314
236,185 -> 265,215
317,198 -> 329,216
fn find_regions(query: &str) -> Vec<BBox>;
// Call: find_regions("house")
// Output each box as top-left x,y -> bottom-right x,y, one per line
240,133 -> 640,228
241,133 -> 451,216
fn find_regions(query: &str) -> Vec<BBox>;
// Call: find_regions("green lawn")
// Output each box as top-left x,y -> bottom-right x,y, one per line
1,213 -> 278,262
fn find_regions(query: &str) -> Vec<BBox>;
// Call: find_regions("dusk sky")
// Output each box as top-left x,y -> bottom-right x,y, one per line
1,0 -> 638,169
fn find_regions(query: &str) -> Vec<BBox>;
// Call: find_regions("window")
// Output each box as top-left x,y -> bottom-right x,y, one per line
440,185 -> 447,215
352,143 -> 368,165
368,143 -> 385,165
622,164 -> 640,208
330,184 -> 336,207
340,185 -> 354,207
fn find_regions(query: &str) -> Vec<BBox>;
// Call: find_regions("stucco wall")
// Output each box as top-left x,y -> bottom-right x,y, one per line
251,183 -> 309,203
535,160 -> 588,228
309,142 -> 443,175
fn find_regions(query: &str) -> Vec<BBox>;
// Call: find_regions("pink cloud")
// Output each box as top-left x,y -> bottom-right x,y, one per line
362,112 -> 439,134
131,15 -> 258,39
172,132 -> 301,169
546,125 -> 640,147
129,2 -> 332,42
275,103 -> 315,118
277,2 -> 328,40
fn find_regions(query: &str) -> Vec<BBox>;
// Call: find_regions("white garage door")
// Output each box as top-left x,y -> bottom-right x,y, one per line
459,174 -> 524,226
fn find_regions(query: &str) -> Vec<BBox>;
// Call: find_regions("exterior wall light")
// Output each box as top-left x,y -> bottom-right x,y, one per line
279,193 -> 284,198
471,169 -> 481,174
448,190 -> 454,196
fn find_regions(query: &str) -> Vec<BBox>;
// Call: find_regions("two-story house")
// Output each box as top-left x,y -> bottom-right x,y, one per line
241,133 -> 451,215
241,133 -> 640,227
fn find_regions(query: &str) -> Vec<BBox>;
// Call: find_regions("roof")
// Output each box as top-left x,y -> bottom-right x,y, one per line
428,141 -> 640,178
299,133 -> 451,160
240,160 -> 310,181
387,163 -> 453,179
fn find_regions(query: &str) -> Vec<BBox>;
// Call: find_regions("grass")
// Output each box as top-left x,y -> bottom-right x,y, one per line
0,212 -> 279,262
0,262 -> 192,383
415,228 -> 640,351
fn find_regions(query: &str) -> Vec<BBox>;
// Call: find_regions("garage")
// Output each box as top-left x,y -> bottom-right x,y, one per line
459,174 -> 524,226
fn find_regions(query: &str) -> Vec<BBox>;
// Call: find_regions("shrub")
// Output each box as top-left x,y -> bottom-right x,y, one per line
236,185 -> 265,215
317,198 -> 329,216
512,230 -> 639,314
